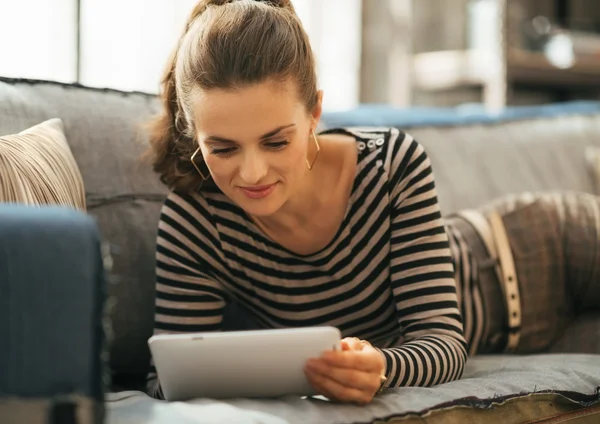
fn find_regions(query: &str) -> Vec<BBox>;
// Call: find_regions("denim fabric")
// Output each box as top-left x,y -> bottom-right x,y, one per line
0,204 -> 106,402
104,355 -> 600,424
0,78 -> 167,377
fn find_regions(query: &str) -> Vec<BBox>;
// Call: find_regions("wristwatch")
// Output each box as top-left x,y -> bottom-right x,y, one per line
376,362 -> 387,395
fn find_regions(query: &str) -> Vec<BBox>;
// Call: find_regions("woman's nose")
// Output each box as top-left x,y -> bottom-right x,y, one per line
239,152 -> 268,184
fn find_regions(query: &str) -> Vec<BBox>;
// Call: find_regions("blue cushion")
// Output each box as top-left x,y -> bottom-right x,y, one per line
0,204 -> 106,400
321,101 -> 600,129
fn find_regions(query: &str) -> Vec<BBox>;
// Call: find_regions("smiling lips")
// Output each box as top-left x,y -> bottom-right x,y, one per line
240,183 -> 277,199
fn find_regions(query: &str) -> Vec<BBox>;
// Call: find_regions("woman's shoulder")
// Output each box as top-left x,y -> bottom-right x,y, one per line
323,126 -> 424,173
320,126 -> 413,156
320,126 -> 402,142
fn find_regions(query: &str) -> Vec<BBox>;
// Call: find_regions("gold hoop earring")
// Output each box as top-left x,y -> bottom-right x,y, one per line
191,147 -> 211,181
306,131 -> 320,170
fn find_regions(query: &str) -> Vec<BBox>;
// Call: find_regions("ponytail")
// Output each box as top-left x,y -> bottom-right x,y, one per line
145,1 -> 224,190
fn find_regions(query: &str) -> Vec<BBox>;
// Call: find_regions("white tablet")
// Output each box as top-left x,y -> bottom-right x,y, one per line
148,326 -> 342,401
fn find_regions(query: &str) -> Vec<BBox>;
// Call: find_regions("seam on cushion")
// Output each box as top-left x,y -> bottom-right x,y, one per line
0,76 -> 156,98
86,193 -> 166,209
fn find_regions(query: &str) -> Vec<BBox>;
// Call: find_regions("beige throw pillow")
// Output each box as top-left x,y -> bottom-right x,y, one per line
0,119 -> 86,210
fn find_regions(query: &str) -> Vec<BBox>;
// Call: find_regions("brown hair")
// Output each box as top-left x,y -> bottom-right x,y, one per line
146,0 -> 318,192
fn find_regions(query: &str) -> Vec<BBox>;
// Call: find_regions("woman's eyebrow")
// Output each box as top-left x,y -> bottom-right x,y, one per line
205,124 -> 296,144
259,124 -> 296,139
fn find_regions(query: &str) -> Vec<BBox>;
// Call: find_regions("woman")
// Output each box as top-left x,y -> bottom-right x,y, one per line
145,0 -> 465,403
145,0 -> 599,403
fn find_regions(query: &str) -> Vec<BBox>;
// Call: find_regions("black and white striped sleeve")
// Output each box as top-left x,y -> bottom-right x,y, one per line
380,132 -> 467,388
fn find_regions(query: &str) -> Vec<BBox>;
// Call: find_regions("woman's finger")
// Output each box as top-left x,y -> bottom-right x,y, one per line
340,337 -> 364,351
305,359 -> 379,392
320,349 -> 384,373
305,368 -> 372,404
305,370 -> 337,400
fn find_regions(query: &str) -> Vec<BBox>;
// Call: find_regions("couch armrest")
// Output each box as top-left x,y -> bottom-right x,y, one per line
0,205 -> 106,423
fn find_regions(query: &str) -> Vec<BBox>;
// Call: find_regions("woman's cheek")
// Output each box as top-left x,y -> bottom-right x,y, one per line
205,157 -> 236,183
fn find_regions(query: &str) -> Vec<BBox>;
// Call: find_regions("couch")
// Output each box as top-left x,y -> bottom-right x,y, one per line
1,77 -> 599,424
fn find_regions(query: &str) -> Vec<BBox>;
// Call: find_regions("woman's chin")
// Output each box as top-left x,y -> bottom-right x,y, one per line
240,201 -> 282,218
229,193 -> 284,218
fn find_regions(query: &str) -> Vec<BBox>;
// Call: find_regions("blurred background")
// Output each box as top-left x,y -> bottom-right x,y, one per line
2,0 -> 600,113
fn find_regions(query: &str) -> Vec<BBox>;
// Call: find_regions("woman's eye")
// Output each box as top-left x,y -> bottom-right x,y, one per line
210,147 -> 236,156
265,140 -> 289,149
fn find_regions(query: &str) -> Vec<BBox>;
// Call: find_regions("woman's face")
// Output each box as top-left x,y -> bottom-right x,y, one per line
191,79 -> 322,217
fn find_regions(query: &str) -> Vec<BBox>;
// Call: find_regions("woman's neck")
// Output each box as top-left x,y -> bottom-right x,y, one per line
248,133 -> 358,255
249,133 -> 357,239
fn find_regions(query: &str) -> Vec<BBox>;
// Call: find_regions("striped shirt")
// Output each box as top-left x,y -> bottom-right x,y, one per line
148,127 -> 469,398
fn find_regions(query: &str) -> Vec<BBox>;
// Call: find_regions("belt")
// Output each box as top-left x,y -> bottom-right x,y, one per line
457,210 -> 521,352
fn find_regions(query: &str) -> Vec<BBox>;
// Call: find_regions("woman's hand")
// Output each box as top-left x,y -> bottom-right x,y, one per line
304,337 -> 386,405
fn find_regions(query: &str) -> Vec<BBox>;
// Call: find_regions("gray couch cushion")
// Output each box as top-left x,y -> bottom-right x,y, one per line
408,116 -> 600,215
322,104 -> 600,215
105,354 -> 600,424
0,78 -> 167,376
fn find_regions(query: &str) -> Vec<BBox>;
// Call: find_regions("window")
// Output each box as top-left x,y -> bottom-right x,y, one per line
0,0 -> 78,83
79,0 -> 197,93
294,0 -> 362,111
0,0 -> 361,111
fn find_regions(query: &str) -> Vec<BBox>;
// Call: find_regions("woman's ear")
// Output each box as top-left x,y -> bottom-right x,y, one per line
310,90 -> 324,130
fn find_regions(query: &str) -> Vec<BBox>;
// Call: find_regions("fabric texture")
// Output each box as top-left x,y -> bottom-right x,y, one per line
551,312 -> 600,354
445,215 -> 506,354
106,354 -> 600,424
585,146 -> 600,195
322,112 -> 600,216
491,196 -> 567,353
0,78 -> 168,378
0,204 -> 106,424
0,395 -> 99,424
447,191 -> 600,354
321,101 -> 600,129
480,191 -> 600,352
0,118 -> 86,210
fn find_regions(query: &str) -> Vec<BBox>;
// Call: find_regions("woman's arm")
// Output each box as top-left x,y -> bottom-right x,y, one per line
303,131 -> 466,404
147,193 -> 227,399
380,132 -> 467,388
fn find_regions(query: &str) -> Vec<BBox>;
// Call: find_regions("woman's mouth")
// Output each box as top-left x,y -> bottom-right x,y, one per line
240,183 -> 277,199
